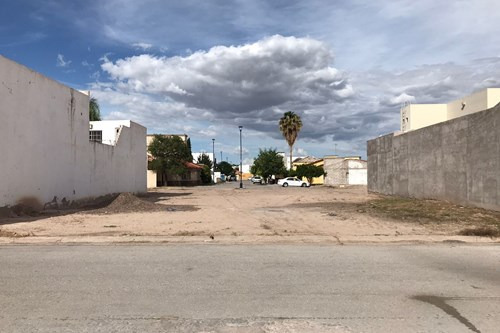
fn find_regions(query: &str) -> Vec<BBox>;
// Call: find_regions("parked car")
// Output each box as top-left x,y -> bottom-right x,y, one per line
277,177 -> 310,187
250,176 -> 263,184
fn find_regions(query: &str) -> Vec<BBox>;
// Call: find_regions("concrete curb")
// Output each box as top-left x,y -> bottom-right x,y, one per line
0,235 -> 498,246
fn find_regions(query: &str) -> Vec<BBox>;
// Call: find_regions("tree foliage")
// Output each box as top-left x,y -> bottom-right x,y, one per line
295,164 -> 325,184
89,97 -> 101,121
200,165 -> 212,184
216,161 -> 234,176
251,148 -> 286,179
279,111 -> 302,170
196,153 -> 213,169
148,135 -> 192,180
186,138 -> 193,161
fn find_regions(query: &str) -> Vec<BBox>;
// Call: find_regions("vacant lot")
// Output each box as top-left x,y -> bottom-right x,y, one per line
0,182 -> 499,243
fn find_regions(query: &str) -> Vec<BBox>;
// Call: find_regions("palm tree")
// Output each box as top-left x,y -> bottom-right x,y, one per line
89,97 -> 101,121
279,111 -> 302,169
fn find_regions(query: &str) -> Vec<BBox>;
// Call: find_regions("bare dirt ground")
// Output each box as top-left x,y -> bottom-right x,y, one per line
0,183 -> 498,244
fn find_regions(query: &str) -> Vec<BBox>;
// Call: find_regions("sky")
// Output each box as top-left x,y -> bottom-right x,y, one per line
2,0 -> 500,164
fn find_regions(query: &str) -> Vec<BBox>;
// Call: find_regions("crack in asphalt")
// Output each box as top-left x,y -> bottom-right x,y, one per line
412,295 -> 481,333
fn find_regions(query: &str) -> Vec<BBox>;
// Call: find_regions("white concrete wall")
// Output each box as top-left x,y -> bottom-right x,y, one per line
487,88 -> 500,108
147,170 -> 157,188
0,56 -> 147,209
406,104 -> 447,132
447,89 -> 489,120
90,120 -> 132,145
348,169 -> 367,185
402,88 -> 500,132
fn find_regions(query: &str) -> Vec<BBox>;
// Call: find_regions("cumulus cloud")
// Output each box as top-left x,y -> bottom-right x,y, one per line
92,35 -> 500,160
96,35 -> 355,139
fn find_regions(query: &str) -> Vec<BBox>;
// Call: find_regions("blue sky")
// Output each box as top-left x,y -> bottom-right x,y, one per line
2,0 -> 500,163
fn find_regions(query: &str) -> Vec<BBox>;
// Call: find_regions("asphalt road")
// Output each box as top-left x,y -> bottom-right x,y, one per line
1,244 -> 499,332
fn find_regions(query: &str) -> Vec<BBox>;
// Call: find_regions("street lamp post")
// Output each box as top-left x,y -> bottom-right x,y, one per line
239,126 -> 243,189
212,138 -> 215,184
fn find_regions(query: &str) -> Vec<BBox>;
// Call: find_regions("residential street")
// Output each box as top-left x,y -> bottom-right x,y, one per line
1,244 -> 499,332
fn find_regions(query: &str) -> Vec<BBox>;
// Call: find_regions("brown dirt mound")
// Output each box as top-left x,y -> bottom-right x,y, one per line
87,193 -> 169,214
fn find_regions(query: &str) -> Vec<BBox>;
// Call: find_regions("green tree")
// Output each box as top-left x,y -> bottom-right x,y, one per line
251,148 -> 286,180
295,164 -> 325,184
216,161 -> 234,176
196,153 -> 212,169
148,135 -> 192,185
279,111 -> 302,170
89,97 -> 101,121
200,165 -> 212,184
186,138 -> 193,161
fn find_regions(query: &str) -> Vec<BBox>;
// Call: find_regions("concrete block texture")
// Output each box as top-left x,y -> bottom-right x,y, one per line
368,103 -> 500,211
0,56 -> 147,209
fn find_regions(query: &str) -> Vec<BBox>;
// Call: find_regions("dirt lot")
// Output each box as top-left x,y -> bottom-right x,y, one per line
0,182 -> 499,244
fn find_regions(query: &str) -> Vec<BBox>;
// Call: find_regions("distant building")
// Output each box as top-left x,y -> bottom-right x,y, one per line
146,134 -> 202,187
298,158 -> 325,185
292,156 -> 321,170
90,120 -> 137,145
401,88 -> 500,132
324,156 -> 367,186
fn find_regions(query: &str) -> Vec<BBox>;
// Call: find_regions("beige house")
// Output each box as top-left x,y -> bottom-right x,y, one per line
147,134 -> 201,187
401,88 -> 500,132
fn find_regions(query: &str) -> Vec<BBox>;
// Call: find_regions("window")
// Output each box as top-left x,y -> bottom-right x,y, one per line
89,130 -> 102,143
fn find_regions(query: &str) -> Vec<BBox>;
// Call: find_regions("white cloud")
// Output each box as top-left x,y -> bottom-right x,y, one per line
132,42 -> 153,50
90,35 -> 500,160
56,54 -> 71,67
98,35 -> 354,134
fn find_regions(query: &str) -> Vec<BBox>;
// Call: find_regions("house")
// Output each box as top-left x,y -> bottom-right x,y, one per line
323,156 -> 367,186
292,156 -> 321,169
300,159 -> 325,185
147,134 -> 202,187
401,88 -> 500,132
291,156 -> 324,185
0,55 -> 147,209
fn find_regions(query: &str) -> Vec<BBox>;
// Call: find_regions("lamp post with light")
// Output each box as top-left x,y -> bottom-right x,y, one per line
212,138 -> 215,184
239,126 -> 243,189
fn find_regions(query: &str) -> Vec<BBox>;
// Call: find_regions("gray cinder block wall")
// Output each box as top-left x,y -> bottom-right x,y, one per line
367,103 -> 500,211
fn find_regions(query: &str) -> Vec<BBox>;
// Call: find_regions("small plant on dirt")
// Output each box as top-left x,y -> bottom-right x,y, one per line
458,226 -> 500,237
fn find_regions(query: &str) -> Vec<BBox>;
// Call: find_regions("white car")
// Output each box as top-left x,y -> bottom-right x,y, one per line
250,176 -> 263,184
277,177 -> 310,187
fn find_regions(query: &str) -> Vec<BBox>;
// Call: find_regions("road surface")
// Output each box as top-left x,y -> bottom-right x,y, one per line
1,244 -> 499,332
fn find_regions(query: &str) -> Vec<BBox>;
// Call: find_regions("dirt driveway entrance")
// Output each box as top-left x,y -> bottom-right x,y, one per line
0,182 -> 498,244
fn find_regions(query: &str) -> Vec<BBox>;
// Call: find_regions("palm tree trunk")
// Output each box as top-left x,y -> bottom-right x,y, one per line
289,145 -> 293,170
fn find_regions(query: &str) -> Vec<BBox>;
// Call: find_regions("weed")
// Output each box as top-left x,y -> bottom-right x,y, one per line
458,226 -> 500,237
